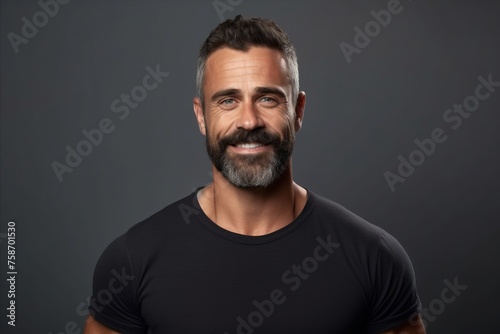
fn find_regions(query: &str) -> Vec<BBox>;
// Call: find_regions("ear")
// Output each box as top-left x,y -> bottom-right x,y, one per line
193,97 -> 207,136
294,91 -> 306,132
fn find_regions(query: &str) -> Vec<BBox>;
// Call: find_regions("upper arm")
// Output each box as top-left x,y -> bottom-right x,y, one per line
379,314 -> 426,333
84,315 -> 121,334
367,231 -> 422,333
89,234 -> 147,333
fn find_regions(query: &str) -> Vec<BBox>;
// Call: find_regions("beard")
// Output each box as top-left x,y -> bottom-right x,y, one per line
206,123 -> 295,188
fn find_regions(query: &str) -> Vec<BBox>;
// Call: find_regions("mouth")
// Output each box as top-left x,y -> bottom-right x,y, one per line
234,142 -> 264,149
229,142 -> 270,153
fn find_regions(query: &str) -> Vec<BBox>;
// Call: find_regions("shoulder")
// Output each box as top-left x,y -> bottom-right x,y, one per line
309,192 -> 420,312
99,191 -> 199,263
308,191 -> 413,274
310,192 -> 391,244
126,191 -> 199,241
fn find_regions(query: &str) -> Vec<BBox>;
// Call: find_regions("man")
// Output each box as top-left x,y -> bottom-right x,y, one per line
84,15 -> 425,333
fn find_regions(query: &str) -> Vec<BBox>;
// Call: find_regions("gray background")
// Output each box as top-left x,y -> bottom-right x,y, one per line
1,0 -> 499,333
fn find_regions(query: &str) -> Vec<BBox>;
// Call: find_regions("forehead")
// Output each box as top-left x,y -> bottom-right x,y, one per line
204,46 -> 290,93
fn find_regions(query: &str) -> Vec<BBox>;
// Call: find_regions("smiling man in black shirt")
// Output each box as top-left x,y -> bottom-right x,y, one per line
84,15 -> 425,334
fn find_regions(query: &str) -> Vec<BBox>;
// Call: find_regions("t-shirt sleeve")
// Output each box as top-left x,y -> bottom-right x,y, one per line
366,231 -> 422,334
88,233 -> 147,334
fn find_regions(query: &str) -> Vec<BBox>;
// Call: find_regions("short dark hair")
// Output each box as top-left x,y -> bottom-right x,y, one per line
196,15 -> 299,106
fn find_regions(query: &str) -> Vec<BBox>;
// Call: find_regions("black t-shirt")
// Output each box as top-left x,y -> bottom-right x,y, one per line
89,189 -> 421,334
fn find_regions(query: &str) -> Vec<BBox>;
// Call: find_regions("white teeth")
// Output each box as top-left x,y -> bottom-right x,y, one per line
237,143 -> 262,149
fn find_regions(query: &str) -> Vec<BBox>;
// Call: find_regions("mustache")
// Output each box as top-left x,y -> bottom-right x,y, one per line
218,128 -> 280,147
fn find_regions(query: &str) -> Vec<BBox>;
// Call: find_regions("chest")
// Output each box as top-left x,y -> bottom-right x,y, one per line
137,243 -> 370,333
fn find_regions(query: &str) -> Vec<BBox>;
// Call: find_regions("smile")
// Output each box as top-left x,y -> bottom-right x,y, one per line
235,143 -> 263,149
228,142 -> 270,154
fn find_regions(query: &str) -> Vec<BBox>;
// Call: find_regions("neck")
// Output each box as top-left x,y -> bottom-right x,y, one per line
197,164 -> 307,236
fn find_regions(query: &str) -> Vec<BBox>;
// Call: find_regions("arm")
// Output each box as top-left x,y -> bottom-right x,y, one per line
87,234 -> 146,333
367,231 -> 424,334
380,314 -> 426,334
83,315 -> 121,334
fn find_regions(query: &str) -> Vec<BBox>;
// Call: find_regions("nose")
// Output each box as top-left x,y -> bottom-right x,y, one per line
235,100 -> 264,131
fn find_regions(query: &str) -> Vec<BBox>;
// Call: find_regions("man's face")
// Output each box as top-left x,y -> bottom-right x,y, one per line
194,46 -> 303,188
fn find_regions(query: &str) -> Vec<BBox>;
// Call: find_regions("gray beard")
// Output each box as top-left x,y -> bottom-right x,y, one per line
220,150 -> 286,188
206,126 -> 295,188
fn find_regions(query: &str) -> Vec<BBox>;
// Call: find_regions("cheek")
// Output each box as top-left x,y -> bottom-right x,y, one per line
269,112 -> 294,136
207,113 -> 239,137
205,118 -> 228,141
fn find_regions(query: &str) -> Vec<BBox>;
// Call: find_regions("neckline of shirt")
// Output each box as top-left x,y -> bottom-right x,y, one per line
190,187 -> 316,245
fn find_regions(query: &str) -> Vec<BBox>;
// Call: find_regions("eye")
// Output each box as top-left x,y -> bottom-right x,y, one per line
219,98 -> 238,110
220,98 -> 236,105
259,96 -> 279,106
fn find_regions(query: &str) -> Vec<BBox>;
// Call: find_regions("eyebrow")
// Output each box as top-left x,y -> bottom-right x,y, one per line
210,88 -> 240,102
254,86 -> 287,99
210,86 -> 287,102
